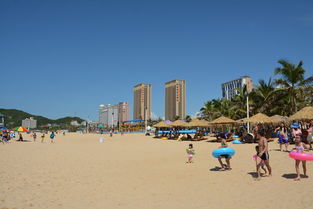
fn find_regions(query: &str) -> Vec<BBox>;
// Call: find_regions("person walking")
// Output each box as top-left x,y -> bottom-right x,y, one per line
256,129 -> 272,180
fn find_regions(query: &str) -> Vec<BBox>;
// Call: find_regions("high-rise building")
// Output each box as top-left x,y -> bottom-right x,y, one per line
221,76 -> 253,100
99,104 -> 105,123
133,83 -> 152,120
0,113 -> 5,128
99,104 -> 119,127
22,117 -> 37,129
165,79 -> 186,121
118,102 -> 130,123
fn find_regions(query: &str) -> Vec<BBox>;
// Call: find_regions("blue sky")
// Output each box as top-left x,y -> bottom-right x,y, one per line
1,0 -> 313,120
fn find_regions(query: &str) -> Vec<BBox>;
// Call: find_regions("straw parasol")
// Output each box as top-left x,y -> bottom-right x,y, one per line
236,117 -> 247,123
270,115 -> 288,123
187,119 -> 209,127
288,106 -> 313,121
153,121 -> 171,128
209,116 -> 236,125
170,120 -> 188,127
246,113 -> 274,123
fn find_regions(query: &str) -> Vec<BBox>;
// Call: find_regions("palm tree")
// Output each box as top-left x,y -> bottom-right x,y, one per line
200,101 -> 216,121
185,115 -> 192,122
274,60 -> 313,114
249,78 -> 278,115
230,85 -> 250,119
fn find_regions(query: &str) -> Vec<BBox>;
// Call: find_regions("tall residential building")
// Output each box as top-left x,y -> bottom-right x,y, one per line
0,113 -> 4,128
99,104 -> 105,123
221,76 -> 253,100
165,79 -> 186,121
133,83 -> 152,120
118,102 -> 130,123
99,104 -> 119,127
22,117 -> 37,129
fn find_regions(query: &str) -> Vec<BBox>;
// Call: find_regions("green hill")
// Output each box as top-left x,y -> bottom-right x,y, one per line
0,109 -> 85,129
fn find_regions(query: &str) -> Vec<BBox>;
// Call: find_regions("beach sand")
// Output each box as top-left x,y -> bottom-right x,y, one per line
1,133 -> 313,209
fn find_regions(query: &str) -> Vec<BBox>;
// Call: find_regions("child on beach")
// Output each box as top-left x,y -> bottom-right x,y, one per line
218,138 -> 231,171
292,137 -> 309,181
186,144 -> 195,163
41,133 -> 45,142
254,145 -> 267,178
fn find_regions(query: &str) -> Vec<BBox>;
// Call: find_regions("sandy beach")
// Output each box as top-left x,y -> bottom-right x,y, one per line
1,133 -> 313,209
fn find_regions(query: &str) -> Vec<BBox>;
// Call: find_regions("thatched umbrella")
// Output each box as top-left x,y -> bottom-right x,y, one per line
246,113 -> 274,123
288,106 -> 313,121
170,120 -> 188,127
270,115 -> 288,123
187,119 -> 209,127
209,116 -> 236,125
236,117 -> 247,124
153,121 -> 171,128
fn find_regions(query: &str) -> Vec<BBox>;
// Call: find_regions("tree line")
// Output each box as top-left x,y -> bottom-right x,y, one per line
200,60 -> 313,121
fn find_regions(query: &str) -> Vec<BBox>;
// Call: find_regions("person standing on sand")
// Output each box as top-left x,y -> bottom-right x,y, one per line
50,131 -> 55,143
41,133 -> 45,143
256,129 -> 272,179
18,133 -> 23,142
292,137 -> 309,181
218,138 -> 232,171
32,132 -> 37,142
275,123 -> 289,152
186,144 -> 195,163
306,121 -> 312,150
110,129 -> 113,137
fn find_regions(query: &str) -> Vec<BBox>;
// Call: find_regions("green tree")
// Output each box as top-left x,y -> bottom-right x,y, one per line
185,115 -> 192,122
274,60 -> 313,113
249,78 -> 278,115
174,115 -> 180,120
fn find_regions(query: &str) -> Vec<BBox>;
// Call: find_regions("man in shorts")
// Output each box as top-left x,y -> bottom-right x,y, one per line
257,129 -> 272,179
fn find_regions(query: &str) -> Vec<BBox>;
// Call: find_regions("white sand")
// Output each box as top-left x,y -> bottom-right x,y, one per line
1,133 -> 313,209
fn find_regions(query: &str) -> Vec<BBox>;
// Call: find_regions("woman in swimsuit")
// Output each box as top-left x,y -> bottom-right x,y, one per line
275,123 -> 289,151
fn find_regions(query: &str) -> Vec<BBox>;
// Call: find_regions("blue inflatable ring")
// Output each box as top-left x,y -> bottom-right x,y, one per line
212,147 -> 236,158
232,140 -> 242,144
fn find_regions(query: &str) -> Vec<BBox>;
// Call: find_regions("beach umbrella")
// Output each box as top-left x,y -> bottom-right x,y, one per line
246,113 -> 274,123
170,120 -> 188,127
236,117 -> 247,124
0,128 -> 10,132
187,119 -> 209,127
14,126 -> 28,132
288,106 -> 313,121
209,116 -> 237,125
270,115 -> 288,123
164,120 -> 172,125
153,121 -> 171,128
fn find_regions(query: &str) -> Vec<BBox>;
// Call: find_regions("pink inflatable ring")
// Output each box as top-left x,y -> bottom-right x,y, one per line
289,152 -> 313,161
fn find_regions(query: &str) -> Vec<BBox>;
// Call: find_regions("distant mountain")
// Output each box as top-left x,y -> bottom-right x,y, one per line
0,109 -> 85,128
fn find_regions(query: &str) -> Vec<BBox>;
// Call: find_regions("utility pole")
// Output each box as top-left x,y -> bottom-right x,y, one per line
246,96 -> 250,132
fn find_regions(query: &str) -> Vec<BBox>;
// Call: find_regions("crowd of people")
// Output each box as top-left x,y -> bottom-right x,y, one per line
1,130 -> 59,143
185,120 -> 313,181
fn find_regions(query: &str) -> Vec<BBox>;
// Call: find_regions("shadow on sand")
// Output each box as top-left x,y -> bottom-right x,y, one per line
247,172 -> 258,178
281,173 -> 307,179
270,149 -> 291,153
16,139 -> 32,142
210,166 -> 222,171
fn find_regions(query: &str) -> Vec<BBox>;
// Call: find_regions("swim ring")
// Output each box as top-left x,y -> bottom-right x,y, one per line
212,147 -> 235,158
232,140 -> 242,144
289,152 -> 313,161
